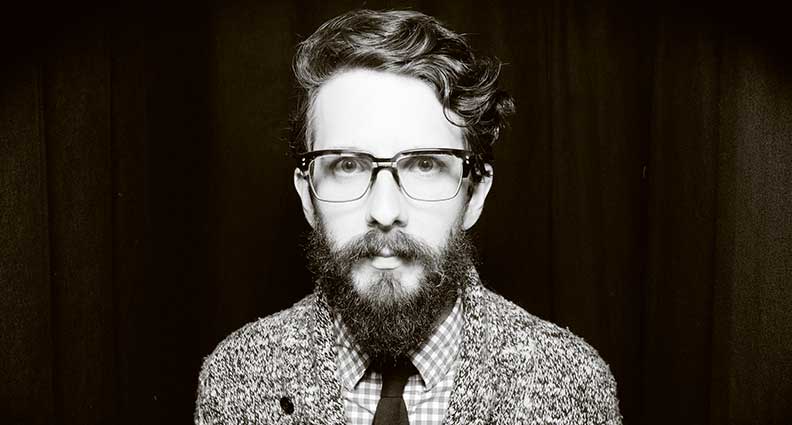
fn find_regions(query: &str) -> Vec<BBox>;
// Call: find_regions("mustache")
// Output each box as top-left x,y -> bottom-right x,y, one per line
337,230 -> 436,263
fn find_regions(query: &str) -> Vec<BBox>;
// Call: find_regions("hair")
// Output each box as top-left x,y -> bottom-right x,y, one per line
290,9 -> 515,163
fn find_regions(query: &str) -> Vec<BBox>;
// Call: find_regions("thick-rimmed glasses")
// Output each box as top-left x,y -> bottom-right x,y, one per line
296,148 -> 488,202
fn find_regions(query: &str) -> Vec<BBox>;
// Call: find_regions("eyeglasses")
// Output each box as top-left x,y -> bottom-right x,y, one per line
296,148 -> 489,202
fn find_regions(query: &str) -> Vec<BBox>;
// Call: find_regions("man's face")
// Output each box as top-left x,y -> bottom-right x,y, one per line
294,69 -> 492,357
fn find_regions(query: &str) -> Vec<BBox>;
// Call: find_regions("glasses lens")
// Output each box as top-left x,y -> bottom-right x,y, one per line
397,153 -> 464,201
310,154 -> 372,201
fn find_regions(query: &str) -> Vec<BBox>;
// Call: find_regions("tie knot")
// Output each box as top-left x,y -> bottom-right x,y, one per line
376,357 -> 417,398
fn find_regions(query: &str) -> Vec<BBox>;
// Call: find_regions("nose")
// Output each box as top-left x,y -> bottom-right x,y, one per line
366,168 -> 407,229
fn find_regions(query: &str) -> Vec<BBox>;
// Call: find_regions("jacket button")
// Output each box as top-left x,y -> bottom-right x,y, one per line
280,396 -> 294,414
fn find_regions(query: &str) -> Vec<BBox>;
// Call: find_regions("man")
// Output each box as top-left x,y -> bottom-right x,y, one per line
195,9 -> 621,425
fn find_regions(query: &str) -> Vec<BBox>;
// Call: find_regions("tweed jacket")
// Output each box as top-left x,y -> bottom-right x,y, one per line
195,271 -> 622,424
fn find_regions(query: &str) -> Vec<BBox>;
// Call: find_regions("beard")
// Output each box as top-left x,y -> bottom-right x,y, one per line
305,220 -> 477,362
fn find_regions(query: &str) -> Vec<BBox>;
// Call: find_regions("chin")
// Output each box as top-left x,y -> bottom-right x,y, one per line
352,266 -> 423,303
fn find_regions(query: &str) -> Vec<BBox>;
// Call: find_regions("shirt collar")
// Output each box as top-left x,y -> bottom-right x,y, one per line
333,297 -> 464,391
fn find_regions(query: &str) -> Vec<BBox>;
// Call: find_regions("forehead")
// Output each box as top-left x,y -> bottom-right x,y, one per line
311,69 -> 464,156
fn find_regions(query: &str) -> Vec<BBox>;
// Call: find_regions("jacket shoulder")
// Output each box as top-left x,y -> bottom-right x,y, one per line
194,295 -> 317,424
205,295 -> 315,361
480,288 -> 622,424
483,289 -> 608,368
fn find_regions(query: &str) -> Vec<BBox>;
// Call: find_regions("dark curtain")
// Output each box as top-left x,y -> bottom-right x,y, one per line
1,1 -> 789,424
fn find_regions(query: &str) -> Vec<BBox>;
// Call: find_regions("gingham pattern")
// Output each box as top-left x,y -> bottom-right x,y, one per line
334,298 -> 463,425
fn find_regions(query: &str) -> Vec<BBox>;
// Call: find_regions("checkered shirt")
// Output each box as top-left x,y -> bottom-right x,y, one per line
333,297 -> 463,425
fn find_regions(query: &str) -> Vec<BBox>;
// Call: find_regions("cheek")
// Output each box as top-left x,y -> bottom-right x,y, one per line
315,203 -> 368,246
407,202 -> 466,246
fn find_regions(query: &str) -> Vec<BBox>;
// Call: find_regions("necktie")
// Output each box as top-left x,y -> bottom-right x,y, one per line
372,357 -> 417,425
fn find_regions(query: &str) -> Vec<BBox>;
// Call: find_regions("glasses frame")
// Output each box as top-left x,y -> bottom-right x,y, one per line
296,148 -> 490,203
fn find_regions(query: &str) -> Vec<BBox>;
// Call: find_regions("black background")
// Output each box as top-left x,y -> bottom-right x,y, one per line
1,0 -> 790,424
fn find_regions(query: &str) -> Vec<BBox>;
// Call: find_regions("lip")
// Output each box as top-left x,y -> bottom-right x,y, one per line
370,255 -> 402,270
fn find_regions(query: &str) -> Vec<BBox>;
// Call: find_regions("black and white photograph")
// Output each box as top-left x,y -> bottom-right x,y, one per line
1,1 -> 790,424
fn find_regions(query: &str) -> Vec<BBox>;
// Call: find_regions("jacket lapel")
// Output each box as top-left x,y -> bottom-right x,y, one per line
277,293 -> 347,424
443,270 -> 497,424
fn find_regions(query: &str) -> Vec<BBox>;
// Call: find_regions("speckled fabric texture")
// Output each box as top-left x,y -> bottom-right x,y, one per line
195,270 -> 622,424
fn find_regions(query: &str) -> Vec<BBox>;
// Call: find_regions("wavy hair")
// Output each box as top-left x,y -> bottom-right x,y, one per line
290,9 -> 515,165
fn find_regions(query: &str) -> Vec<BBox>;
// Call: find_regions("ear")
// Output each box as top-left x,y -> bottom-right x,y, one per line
462,164 -> 493,230
293,168 -> 316,228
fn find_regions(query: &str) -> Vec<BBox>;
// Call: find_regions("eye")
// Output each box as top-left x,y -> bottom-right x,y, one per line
405,155 -> 444,174
416,157 -> 435,172
332,157 -> 366,174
